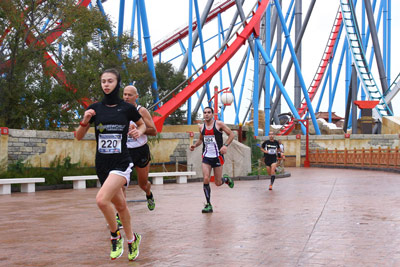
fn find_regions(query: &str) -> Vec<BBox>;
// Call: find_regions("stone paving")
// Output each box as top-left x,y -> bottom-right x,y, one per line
1,167 -> 400,266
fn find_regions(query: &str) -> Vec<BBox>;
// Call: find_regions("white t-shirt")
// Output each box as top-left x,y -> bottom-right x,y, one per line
126,106 -> 148,148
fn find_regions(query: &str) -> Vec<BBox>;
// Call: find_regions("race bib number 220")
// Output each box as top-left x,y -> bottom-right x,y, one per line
98,134 -> 122,154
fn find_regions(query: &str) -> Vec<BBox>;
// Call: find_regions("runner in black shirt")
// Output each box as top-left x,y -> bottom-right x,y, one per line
261,132 -> 281,190
76,68 -> 146,261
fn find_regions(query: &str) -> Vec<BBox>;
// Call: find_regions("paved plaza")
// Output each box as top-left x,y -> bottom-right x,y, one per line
1,167 -> 400,266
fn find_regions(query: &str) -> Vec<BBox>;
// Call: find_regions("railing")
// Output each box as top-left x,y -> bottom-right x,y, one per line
310,147 -> 400,169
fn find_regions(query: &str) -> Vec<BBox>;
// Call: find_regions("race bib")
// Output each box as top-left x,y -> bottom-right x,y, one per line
204,135 -> 216,145
98,134 -> 122,154
268,148 -> 277,155
127,136 -> 136,143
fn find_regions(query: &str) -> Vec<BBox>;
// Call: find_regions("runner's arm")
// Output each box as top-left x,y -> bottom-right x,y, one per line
76,109 -> 95,140
189,125 -> 203,151
218,121 -> 234,146
139,108 -> 157,136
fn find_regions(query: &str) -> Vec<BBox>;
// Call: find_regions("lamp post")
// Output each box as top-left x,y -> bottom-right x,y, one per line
209,86 -> 233,120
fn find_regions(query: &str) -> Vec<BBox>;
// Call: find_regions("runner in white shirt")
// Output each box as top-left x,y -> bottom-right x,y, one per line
123,85 -> 157,211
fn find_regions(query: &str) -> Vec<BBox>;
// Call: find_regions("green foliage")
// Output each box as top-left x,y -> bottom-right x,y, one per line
154,62 -> 187,124
245,127 -> 264,173
0,1 -> 153,130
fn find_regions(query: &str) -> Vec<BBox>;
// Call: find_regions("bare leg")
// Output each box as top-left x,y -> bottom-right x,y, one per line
137,164 -> 151,196
112,191 -> 133,240
202,163 -> 212,184
96,173 -> 133,240
213,166 -> 224,186
266,166 -> 271,176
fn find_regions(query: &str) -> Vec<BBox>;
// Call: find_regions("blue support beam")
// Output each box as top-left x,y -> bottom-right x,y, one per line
187,0 -> 193,125
274,0 -> 320,135
253,37 -> 259,136
255,39 -> 306,134
138,0 -> 159,104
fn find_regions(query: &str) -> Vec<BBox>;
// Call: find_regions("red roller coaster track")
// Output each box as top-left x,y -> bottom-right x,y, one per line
152,0 -> 270,132
142,0 -> 236,62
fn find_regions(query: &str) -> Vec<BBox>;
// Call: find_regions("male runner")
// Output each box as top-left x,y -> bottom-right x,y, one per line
189,107 -> 235,213
123,85 -> 157,211
260,132 -> 281,190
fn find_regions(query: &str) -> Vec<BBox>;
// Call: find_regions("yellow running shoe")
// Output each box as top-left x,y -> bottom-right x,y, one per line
110,233 -> 124,260
128,233 -> 141,261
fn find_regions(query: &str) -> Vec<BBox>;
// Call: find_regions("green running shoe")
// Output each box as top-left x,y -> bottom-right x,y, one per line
116,213 -> 123,229
128,233 -> 142,261
224,174 -> 234,188
202,203 -> 213,213
110,234 -> 124,260
147,194 -> 155,211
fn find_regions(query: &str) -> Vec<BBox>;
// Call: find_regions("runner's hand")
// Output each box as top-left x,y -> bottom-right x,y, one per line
129,128 -> 141,139
83,109 -> 95,124
219,146 -> 227,155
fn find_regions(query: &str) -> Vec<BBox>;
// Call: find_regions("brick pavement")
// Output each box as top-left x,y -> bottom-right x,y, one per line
1,167 -> 400,266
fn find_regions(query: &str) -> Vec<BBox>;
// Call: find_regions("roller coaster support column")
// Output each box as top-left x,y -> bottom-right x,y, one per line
296,119 -> 310,167
138,0 -> 159,104
274,0 -> 320,135
187,0 -> 194,125
255,39 -> 305,134
178,0 -> 214,73
265,4 -> 271,133
294,0 -> 302,109
118,0 -> 125,38
363,0 -> 391,111
269,0 -> 316,123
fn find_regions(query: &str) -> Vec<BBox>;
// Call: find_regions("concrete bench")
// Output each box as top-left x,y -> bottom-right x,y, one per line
0,178 -> 45,195
63,175 -> 101,189
148,171 -> 196,185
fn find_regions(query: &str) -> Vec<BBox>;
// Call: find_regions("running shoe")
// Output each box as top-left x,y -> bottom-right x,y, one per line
269,184 -> 273,190
116,213 -> 123,229
223,174 -> 234,188
128,233 -> 142,261
110,233 -> 124,260
202,203 -> 213,213
147,194 -> 155,211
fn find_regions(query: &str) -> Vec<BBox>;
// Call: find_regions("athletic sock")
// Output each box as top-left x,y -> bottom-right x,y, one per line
146,192 -> 153,199
271,175 -> 276,185
203,183 -> 211,204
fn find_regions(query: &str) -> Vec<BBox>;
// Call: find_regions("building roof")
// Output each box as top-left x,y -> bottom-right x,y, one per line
315,112 -> 343,121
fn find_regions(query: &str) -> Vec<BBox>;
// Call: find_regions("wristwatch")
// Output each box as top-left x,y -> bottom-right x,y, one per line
224,143 -> 229,147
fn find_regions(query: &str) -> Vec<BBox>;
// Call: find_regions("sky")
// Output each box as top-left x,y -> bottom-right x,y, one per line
101,0 -> 400,125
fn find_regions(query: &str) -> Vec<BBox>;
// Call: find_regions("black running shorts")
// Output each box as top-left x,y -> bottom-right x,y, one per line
264,156 -> 277,167
202,155 -> 224,168
128,143 -> 151,168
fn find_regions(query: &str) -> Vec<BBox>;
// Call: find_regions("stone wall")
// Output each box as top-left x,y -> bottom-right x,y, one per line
187,135 -> 252,178
1,128 -> 399,173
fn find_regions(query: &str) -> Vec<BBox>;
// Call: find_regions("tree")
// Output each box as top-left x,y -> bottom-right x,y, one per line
0,0 -> 153,130
154,62 -> 186,125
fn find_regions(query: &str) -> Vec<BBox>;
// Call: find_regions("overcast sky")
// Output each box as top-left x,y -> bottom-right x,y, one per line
101,0 -> 400,124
